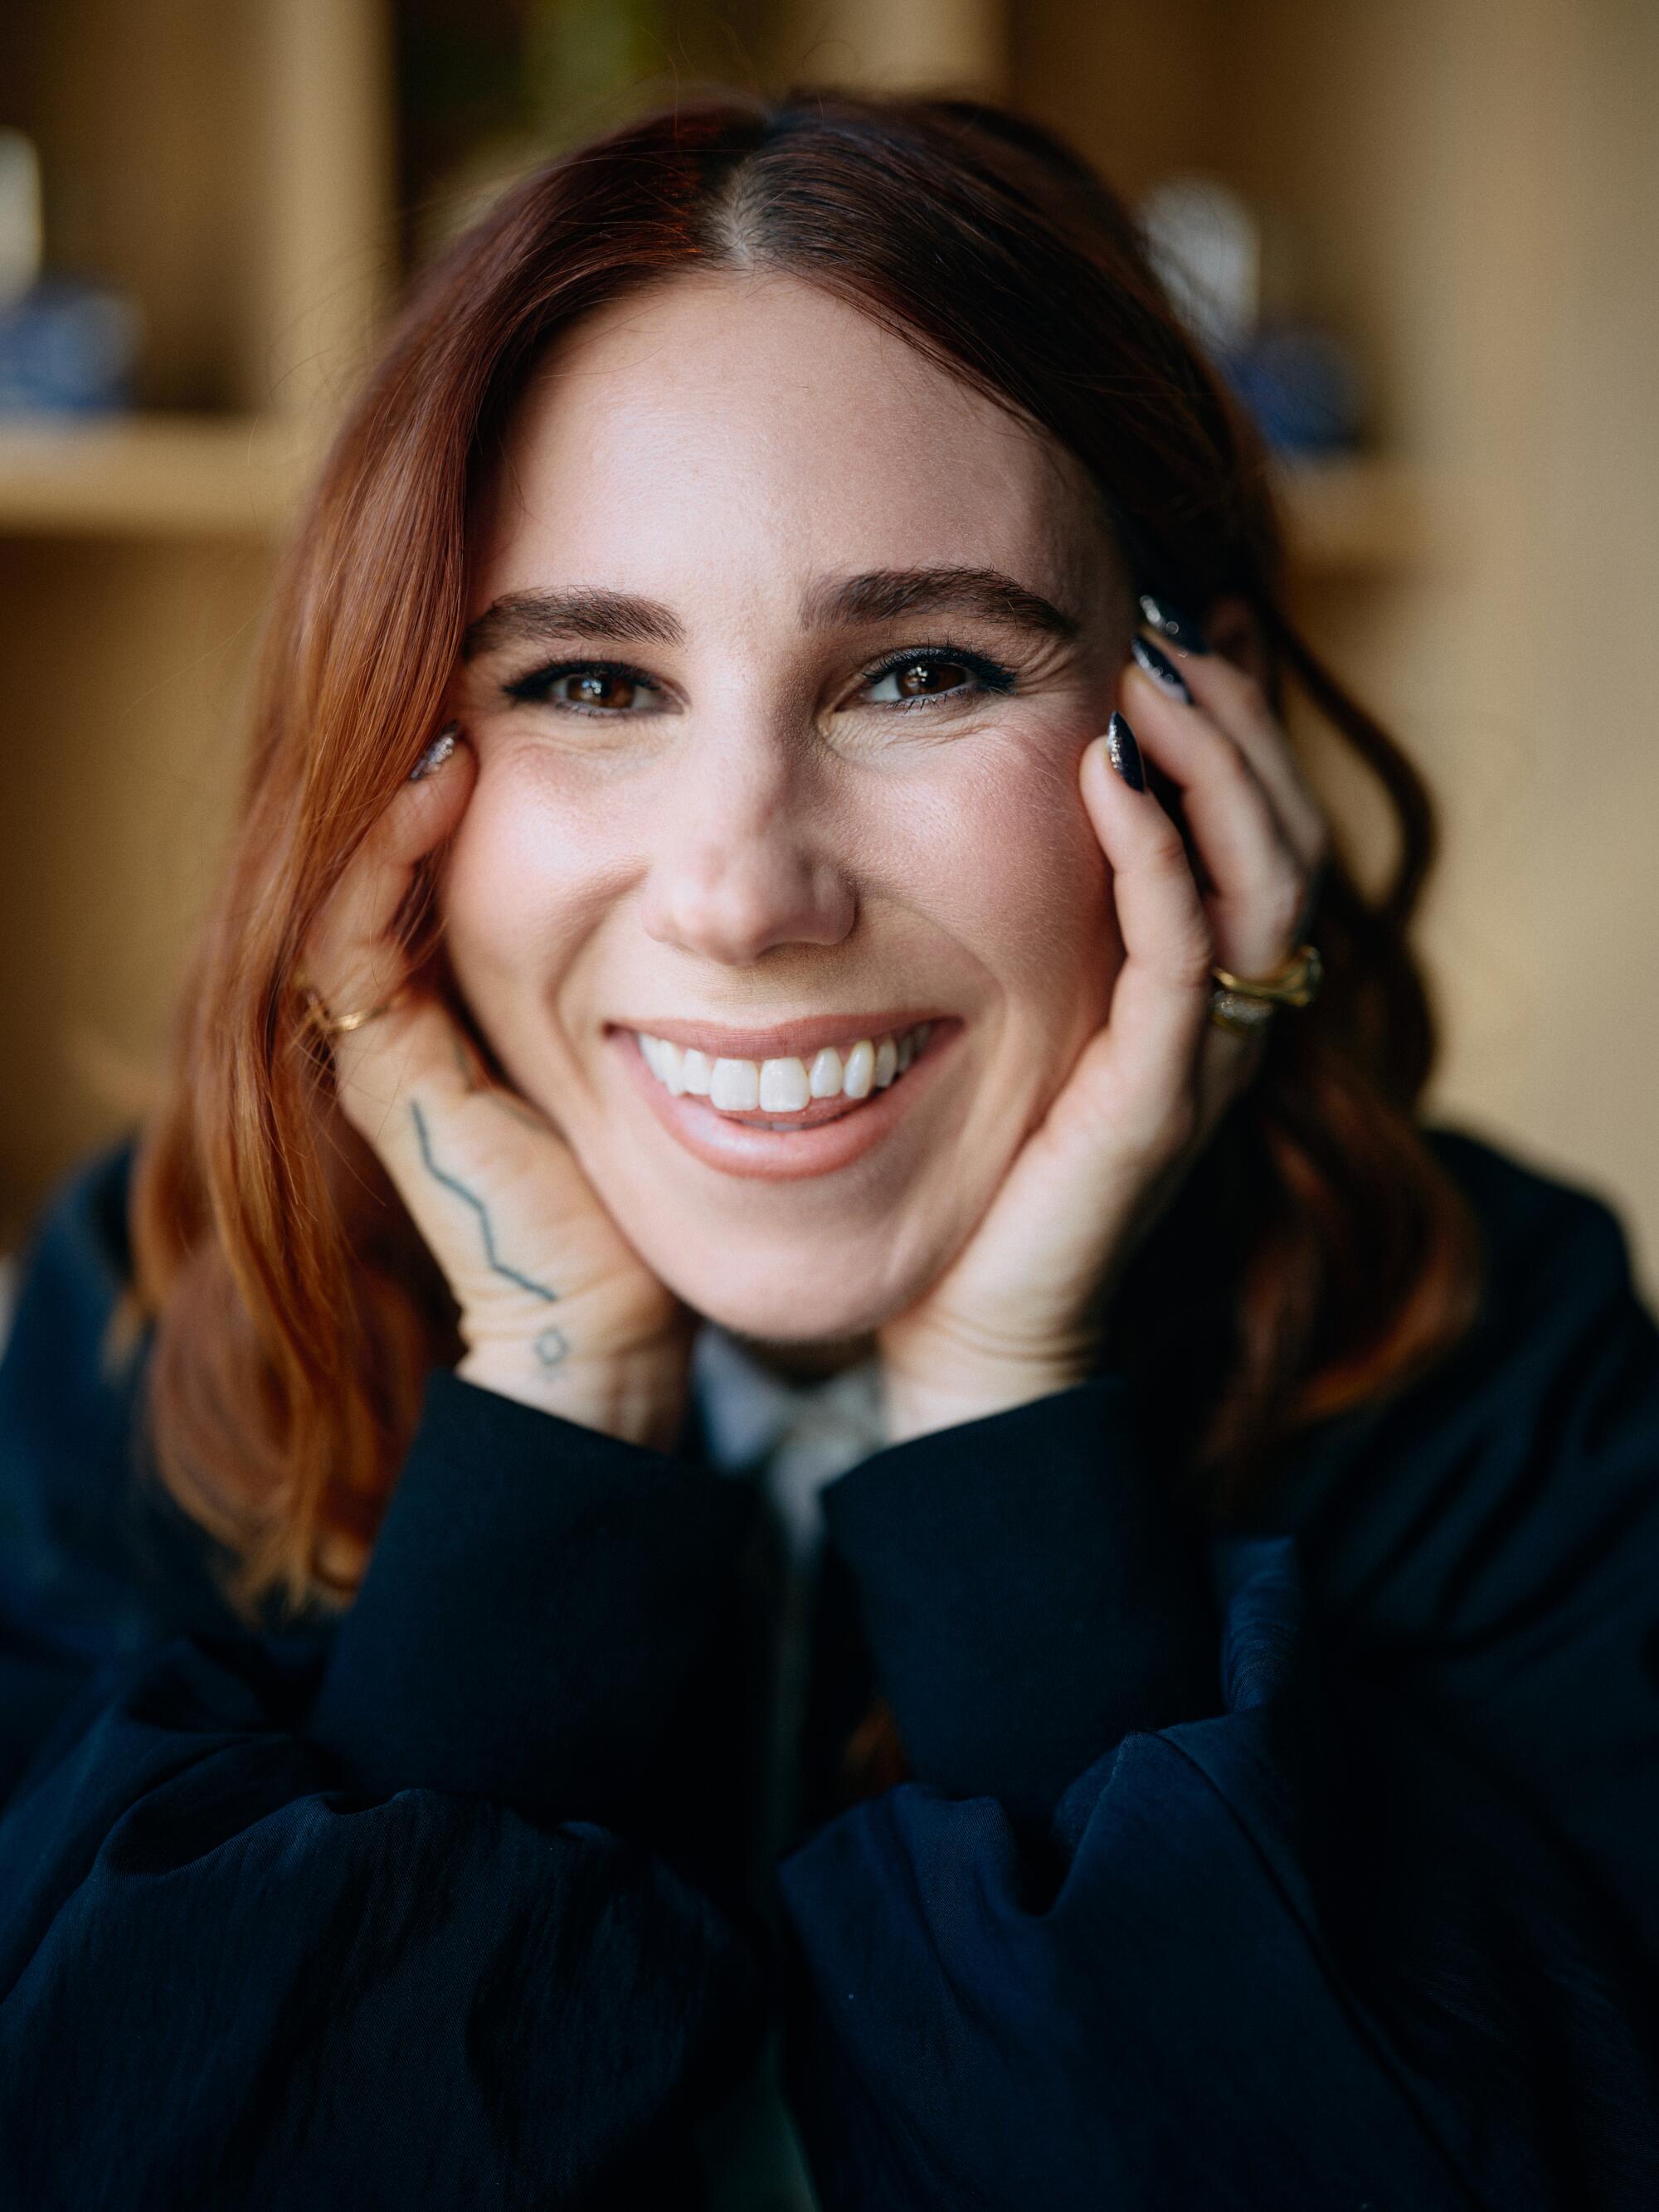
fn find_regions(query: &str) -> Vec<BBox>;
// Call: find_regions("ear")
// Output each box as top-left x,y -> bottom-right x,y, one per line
1201,593 -> 1271,688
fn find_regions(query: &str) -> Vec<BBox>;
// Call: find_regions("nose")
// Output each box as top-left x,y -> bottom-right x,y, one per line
638,729 -> 857,965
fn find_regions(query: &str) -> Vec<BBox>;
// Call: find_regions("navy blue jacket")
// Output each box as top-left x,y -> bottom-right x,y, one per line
1,1127 -> 1657,2207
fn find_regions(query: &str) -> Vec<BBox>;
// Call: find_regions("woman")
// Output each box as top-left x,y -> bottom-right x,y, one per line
1,88 -> 1655,2210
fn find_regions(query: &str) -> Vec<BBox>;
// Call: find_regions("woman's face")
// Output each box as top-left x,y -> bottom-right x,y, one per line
443,270 -> 1134,1345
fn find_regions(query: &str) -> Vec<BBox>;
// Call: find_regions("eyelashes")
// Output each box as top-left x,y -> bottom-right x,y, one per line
502,659 -> 667,715
857,645 -> 1019,710
499,642 -> 1020,719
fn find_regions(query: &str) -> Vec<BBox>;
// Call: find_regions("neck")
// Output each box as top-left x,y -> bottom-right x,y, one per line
723,1327 -> 878,1387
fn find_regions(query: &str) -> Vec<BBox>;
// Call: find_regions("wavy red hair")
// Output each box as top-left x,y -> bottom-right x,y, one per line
126,90 -> 1481,1794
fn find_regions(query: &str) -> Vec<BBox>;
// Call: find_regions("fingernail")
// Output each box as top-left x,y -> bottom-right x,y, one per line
1138,594 -> 1209,655
1130,633 -> 1194,702
1105,711 -> 1145,790
410,724 -> 459,781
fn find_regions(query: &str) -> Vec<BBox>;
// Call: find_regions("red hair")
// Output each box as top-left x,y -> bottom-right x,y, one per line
127,90 -> 1481,1787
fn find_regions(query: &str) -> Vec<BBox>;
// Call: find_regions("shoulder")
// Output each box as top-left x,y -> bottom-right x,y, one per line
0,1132 -> 243,1664
2,1134 -> 139,1357
1423,1120 -> 1641,1304
1264,1121 -> 1659,1640
1416,1119 -> 1653,1421
1,1131 -> 144,1457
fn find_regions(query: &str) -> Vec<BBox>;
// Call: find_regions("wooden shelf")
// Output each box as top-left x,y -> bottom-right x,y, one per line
0,419 -> 1448,571
0,413 -> 322,540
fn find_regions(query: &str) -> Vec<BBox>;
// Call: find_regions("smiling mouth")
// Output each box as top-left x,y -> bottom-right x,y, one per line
632,1018 -> 935,1128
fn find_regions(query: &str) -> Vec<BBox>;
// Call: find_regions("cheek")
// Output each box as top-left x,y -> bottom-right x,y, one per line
438,758 -> 594,997
901,737 -> 1121,1041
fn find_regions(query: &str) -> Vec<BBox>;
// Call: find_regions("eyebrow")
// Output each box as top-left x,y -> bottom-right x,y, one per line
461,564 -> 1080,662
462,588 -> 684,660
801,566 -> 1081,640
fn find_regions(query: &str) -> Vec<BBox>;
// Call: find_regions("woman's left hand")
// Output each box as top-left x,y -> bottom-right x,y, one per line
876,618 -> 1331,1445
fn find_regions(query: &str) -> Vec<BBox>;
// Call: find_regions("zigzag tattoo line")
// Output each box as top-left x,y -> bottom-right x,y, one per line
409,1097 -> 562,1308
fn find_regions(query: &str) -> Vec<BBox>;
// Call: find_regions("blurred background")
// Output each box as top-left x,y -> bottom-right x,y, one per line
2,0 -> 1656,1297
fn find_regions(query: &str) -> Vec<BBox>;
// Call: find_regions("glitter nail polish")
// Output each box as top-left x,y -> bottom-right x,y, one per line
1138,594 -> 1210,655
1105,710 -> 1145,791
1131,632 -> 1195,702
410,724 -> 459,781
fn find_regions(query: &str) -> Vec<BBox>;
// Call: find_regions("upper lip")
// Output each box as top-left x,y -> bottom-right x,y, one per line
611,1011 -> 949,1062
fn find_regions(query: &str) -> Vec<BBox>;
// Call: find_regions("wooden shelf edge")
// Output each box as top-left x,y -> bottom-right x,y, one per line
0,414 -> 323,541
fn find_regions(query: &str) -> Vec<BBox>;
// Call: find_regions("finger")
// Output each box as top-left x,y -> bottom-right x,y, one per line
328,989 -> 481,1155
1073,724 -> 1219,1158
319,984 -> 576,1360
302,726 -> 475,1023
1122,661 -> 1311,978
1136,632 -> 1329,878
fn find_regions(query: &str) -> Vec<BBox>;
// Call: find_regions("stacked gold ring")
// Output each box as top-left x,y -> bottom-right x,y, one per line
1207,942 -> 1323,1035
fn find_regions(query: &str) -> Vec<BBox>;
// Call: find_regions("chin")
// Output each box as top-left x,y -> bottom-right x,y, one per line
652,1245 -> 924,1345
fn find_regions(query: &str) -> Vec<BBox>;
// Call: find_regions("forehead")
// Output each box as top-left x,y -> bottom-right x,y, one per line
470,271 -> 1114,616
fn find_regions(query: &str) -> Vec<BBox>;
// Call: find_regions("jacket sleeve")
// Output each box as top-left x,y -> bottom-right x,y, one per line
0,1151 -> 771,2212
773,1135 -> 1659,2210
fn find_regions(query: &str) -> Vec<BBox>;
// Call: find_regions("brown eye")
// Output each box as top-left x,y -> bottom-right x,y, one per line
503,658 -> 672,717
561,669 -> 638,710
895,659 -> 968,696
864,655 -> 980,705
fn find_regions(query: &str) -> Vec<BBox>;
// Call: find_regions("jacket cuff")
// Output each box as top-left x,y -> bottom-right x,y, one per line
819,1375 -> 1220,1821
306,1369 -> 758,1837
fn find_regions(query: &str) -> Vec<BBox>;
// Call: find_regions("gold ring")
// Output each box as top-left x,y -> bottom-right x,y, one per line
1207,941 -> 1322,1034
297,981 -> 411,1041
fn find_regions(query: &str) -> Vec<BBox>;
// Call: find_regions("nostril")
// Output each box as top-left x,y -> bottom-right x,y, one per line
639,844 -> 857,961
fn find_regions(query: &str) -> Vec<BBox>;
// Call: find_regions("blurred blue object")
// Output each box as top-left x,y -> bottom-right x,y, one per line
0,278 -> 140,416
1217,322 -> 1365,455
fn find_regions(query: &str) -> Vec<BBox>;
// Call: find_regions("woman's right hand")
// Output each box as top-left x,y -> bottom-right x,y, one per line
299,727 -> 693,1452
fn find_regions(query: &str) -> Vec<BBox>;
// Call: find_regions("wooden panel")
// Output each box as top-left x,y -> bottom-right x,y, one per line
255,0 -> 396,417
1008,0 -> 1223,192
0,538 -> 271,1241
775,0 -> 1005,91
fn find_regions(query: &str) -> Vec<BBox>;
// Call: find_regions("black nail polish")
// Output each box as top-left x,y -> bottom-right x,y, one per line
1138,594 -> 1210,655
410,723 -> 459,781
1105,710 -> 1145,790
1130,632 -> 1194,702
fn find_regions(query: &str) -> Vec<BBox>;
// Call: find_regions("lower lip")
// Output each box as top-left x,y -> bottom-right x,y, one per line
611,1023 -> 959,1181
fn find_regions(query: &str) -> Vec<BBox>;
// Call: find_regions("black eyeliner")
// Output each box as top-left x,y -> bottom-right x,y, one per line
500,655 -> 662,704
499,640 -> 1020,714
859,642 -> 1019,698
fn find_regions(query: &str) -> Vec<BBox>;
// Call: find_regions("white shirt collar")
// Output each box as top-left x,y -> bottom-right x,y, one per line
689,1320 -> 887,1566
691,1319 -> 883,1468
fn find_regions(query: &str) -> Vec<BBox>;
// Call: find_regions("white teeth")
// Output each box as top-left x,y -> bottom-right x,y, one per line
636,1021 -> 935,1117
808,1046 -> 844,1097
759,1056 -> 810,1111
841,1040 -> 875,1099
709,1057 -> 760,1110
